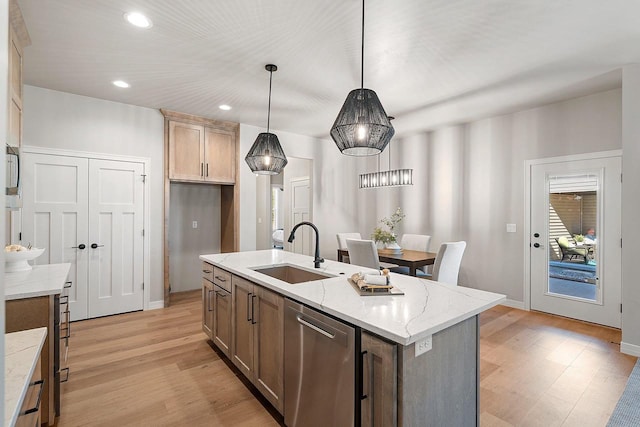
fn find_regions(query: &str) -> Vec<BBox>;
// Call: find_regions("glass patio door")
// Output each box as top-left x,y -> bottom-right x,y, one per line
530,155 -> 621,327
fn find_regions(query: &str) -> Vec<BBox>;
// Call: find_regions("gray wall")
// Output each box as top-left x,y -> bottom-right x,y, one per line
22,85 -> 165,302
358,89 -> 622,301
169,183 -> 221,292
622,66 -> 640,355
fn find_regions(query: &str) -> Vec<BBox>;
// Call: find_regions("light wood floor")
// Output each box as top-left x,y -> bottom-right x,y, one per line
58,291 -> 636,427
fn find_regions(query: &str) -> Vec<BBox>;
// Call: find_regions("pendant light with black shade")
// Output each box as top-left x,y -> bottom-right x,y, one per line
245,64 -> 288,175
330,0 -> 394,156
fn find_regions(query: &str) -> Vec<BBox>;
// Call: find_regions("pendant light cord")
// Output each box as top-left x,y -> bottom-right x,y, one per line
360,0 -> 365,89
267,69 -> 273,133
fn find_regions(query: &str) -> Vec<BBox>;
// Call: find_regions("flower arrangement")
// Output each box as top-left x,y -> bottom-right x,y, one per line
371,207 -> 406,245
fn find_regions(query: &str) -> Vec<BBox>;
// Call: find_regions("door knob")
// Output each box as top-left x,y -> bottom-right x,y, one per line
91,243 -> 104,249
72,244 -> 86,250
533,243 -> 540,248
533,233 -> 540,238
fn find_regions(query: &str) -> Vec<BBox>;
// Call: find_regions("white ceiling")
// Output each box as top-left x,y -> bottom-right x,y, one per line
17,0 -> 640,139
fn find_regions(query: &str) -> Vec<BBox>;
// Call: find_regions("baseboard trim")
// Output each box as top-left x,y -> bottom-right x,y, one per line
147,300 -> 165,310
501,299 -> 526,310
621,342 -> 640,357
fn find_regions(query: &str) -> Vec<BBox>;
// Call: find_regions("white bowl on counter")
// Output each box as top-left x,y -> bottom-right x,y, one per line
5,248 -> 46,273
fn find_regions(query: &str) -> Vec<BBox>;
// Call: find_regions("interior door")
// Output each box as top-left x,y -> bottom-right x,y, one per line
530,156 -> 621,327
21,153 -> 90,320
290,177 -> 311,255
87,159 -> 145,317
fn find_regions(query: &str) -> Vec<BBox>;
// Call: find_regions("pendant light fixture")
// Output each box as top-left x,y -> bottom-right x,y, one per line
330,0 -> 394,156
359,117 -> 413,189
245,64 -> 288,175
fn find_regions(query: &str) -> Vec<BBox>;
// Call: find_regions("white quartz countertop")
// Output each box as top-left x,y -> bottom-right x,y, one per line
200,250 -> 505,346
4,327 -> 47,427
4,263 -> 71,300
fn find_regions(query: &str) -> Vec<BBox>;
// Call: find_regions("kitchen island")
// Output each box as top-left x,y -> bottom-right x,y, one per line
5,263 -> 71,426
200,250 -> 505,426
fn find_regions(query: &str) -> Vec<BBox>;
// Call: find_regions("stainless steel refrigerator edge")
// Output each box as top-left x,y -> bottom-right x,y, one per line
284,299 -> 356,427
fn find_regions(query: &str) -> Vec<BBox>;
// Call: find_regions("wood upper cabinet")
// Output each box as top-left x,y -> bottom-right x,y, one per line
169,121 -> 205,181
204,128 -> 236,183
8,0 -> 31,148
361,331 -> 398,427
230,275 -> 284,414
168,119 -> 237,184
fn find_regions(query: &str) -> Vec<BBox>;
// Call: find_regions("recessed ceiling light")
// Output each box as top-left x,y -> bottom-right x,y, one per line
124,12 -> 152,28
219,105 -> 232,111
113,80 -> 130,88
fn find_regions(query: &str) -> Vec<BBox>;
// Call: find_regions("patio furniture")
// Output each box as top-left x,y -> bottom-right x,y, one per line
556,236 -> 589,263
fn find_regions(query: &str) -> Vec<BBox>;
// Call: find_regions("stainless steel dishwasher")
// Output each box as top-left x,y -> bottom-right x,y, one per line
284,298 -> 356,427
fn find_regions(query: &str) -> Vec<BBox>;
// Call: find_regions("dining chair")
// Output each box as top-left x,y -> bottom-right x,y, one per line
336,232 -> 361,263
336,233 -> 362,250
426,241 -> 467,285
390,234 -> 432,275
346,239 -> 381,270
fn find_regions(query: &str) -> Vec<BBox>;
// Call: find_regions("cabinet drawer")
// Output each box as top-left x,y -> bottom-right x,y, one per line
202,262 -> 214,282
16,357 -> 43,427
213,267 -> 232,292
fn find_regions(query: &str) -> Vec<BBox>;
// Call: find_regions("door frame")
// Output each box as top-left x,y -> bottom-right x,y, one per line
288,176 -> 312,255
523,149 -> 622,311
22,145 -> 152,311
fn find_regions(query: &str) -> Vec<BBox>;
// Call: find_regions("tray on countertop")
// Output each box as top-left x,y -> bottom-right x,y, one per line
347,278 -> 404,296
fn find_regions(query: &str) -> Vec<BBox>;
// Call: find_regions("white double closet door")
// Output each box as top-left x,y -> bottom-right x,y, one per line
22,152 -> 145,321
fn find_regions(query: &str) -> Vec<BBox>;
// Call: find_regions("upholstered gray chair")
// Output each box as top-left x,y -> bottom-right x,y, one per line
346,239 -> 381,270
336,233 -> 361,263
429,241 -> 467,285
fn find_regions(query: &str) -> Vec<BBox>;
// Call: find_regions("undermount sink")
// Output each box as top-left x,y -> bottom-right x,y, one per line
251,264 -> 335,284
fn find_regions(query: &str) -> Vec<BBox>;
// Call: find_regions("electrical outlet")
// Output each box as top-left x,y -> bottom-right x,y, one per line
192,221 -> 198,229
415,335 -> 432,357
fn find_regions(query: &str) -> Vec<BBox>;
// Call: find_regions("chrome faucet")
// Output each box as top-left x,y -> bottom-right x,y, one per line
287,221 -> 325,268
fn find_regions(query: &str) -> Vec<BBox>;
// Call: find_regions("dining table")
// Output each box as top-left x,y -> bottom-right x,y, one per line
337,248 -> 437,277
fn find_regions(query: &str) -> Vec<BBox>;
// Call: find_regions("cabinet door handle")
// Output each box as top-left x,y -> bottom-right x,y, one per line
202,269 -> 212,274
206,163 -> 209,177
59,367 -> 70,383
201,163 -> 204,177
214,275 -> 227,282
215,290 -> 227,298
251,295 -> 257,324
22,379 -> 45,415
247,292 -> 252,322
62,310 -> 71,339
72,244 -> 86,250
90,243 -> 104,249
64,281 -> 72,288
360,350 -> 369,400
